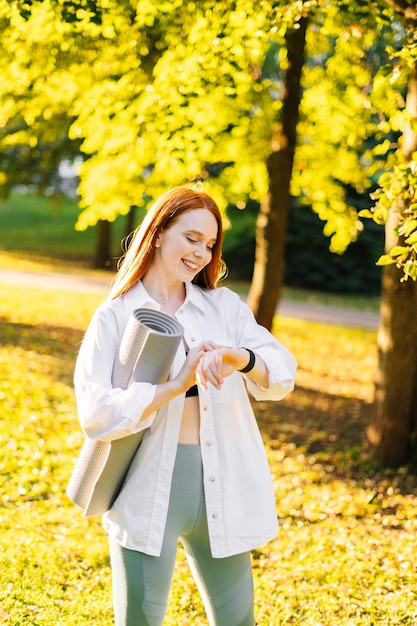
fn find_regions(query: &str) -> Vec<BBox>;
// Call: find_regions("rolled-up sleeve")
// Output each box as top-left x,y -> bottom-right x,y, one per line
73,304 -> 158,441
244,344 -> 297,401
231,296 -> 297,401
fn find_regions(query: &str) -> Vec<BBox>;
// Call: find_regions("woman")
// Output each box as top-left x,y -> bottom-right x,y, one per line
74,186 -> 297,626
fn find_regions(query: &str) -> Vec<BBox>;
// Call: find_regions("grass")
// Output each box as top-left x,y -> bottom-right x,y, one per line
0,191 -> 136,271
1,282 -> 417,625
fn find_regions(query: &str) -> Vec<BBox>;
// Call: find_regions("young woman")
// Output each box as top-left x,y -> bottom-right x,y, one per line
74,186 -> 297,626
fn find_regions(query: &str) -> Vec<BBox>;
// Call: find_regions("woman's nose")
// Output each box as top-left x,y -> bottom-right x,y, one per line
193,242 -> 205,257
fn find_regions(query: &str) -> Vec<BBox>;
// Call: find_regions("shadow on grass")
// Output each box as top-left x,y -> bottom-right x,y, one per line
1,317 -> 83,355
0,318 -> 83,388
254,388 -> 417,495
258,386 -> 370,453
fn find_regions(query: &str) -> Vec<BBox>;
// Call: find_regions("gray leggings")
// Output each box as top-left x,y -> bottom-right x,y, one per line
109,444 -> 255,626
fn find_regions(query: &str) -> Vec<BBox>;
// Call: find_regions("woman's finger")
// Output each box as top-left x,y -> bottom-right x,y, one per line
196,352 -> 223,390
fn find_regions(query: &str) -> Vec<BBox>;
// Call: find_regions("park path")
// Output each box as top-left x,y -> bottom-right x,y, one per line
0,267 -> 379,330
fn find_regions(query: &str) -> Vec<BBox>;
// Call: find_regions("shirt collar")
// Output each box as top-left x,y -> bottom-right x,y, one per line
184,281 -> 206,313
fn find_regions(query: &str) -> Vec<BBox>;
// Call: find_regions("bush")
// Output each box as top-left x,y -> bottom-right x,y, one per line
223,199 -> 384,296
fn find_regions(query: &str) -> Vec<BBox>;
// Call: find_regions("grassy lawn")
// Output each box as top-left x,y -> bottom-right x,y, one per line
1,282 -> 416,625
0,191 -> 137,271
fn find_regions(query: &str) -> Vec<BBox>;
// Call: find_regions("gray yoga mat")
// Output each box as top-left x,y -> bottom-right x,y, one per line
67,308 -> 184,517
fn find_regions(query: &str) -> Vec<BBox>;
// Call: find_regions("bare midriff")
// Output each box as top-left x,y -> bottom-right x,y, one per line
178,396 -> 201,444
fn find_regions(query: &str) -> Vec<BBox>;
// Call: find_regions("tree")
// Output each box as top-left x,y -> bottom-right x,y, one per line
364,0 -> 417,466
67,0 -> 378,313
0,0 -> 381,283
247,16 -> 308,329
0,0 -> 111,266
0,2 -> 79,196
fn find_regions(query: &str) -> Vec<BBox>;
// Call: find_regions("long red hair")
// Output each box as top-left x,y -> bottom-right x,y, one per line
109,186 -> 226,299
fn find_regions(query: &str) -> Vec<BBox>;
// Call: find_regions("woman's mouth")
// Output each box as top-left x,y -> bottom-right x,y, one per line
182,259 -> 199,273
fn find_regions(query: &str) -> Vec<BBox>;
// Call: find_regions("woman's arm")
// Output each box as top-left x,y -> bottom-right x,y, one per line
194,288 -> 297,398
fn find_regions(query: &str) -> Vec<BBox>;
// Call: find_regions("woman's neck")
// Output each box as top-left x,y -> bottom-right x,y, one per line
141,274 -> 186,312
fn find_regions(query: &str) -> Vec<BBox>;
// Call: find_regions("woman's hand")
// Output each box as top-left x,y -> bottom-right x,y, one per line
174,341 -> 219,394
195,347 -> 251,392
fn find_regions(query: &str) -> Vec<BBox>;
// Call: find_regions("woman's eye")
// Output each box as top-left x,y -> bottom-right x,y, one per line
186,235 -> 214,251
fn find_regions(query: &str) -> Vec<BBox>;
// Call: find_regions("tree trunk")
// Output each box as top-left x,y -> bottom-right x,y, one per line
367,60 -> 417,466
247,17 -> 308,330
367,262 -> 417,466
94,219 -> 113,269
125,205 -> 137,240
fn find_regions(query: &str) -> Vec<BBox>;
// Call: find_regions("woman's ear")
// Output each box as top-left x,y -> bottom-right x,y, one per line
155,229 -> 164,248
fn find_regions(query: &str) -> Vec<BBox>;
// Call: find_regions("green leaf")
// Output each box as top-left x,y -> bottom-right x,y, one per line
399,219 -> 417,236
376,254 -> 396,266
358,209 -> 374,218
403,260 -> 417,280
389,245 -> 409,257
405,231 -> 417,245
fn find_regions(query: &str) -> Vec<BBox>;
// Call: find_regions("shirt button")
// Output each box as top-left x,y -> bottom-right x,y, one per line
190,336 -> 196,342
178,310 -> 183,315
205,441 -> 212,447
212,513 -> 218,520
203,405 -> 208,411
209,476 -> 215,482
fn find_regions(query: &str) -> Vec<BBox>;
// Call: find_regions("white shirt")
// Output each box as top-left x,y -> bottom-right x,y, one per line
74,281 -> 297,558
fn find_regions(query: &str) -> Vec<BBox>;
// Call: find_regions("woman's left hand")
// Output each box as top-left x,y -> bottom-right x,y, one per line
195,346 -> 249,392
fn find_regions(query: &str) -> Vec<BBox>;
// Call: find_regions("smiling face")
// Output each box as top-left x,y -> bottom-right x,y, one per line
156,208 -> 218,284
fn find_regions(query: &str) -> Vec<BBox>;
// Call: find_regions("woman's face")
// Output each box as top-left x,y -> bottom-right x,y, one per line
156,208 -> 218,283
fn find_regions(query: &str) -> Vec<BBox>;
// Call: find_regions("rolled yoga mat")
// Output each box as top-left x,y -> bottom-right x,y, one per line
67,308 -> 184,517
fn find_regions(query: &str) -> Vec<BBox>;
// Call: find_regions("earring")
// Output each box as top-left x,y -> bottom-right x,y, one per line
155,242 -> 160,248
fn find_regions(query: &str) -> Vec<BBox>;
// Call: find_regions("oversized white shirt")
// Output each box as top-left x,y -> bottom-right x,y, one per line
74,281 -> 297,558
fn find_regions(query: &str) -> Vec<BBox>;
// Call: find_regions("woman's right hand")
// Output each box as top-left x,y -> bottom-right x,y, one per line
174,341 -> 219,394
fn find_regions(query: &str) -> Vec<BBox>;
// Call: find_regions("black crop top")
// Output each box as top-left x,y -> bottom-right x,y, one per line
185,384 -> 199,397
184,347 -> 199,397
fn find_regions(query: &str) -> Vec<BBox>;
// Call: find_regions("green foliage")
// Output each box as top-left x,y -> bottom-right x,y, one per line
358,4 -> 417,281
364,157 -> 417,281
0,0 -> 369,239
66,0 -> 287,226
222,200 -> 257,279
0,0 -> 82,197
0,0 -> 416,281
292,7 -> 377,252
1,282 -> 417,624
